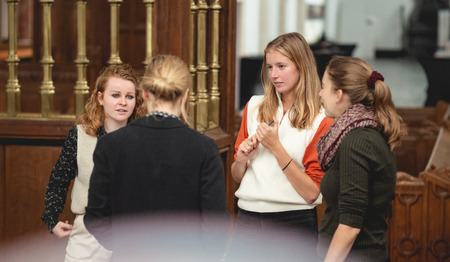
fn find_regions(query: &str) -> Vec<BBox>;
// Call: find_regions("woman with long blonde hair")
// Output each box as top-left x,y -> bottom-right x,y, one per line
231,32 -> 333,253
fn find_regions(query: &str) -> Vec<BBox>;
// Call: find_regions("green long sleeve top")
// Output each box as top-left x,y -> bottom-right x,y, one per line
317,127 -> 396,262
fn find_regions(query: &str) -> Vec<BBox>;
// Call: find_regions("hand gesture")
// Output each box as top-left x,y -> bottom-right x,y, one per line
52,220 -> 73,238
255,117 -> 280,151
236,135 -> 259,163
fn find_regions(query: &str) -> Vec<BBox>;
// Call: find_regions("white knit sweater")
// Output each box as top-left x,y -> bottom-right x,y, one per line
235,95 -> 326,212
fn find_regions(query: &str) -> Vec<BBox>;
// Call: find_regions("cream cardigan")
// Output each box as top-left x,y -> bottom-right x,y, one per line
71,125 -> 97,215
235,95 -> 327,212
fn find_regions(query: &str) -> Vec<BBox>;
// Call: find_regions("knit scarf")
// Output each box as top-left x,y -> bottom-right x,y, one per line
316,103 -> 380,170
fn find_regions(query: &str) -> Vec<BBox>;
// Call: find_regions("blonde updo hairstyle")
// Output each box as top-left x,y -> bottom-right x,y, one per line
140,54 -> 191,124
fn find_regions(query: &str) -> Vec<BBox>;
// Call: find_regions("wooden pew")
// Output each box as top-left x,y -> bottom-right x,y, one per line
389,103 -> 450,261
395,101 -> 449,177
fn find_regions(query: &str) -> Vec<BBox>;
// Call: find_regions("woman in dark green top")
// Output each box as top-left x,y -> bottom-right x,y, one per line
316,56 -> 406,262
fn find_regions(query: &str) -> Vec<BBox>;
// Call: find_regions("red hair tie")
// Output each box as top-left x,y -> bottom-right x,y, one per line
368,71 -> 384,88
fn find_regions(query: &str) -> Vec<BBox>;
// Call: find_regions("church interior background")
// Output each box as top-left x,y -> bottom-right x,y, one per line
0,0 -> 449,261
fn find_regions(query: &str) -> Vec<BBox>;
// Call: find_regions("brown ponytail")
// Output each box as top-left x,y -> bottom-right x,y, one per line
326,56 -> 406,150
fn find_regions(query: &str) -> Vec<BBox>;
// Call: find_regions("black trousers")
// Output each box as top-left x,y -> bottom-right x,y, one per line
225,208 -> 319,262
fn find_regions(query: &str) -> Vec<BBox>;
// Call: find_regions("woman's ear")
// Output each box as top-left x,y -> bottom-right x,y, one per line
182,88 -> 189,104
336,89 -> 351,106
97,91 -> 103,105
143,89 -> 150,100
178,88 -> 189,107
336,89 -> 344,101
336,89 -> 344,100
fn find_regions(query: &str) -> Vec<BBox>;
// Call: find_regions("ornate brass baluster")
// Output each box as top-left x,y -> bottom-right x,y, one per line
108,0 -> 122,65
196,0 -> 209,131
5,0 -> 21,117
143,0 -> 155,67
40,0 -> 55,118
74,0 -> 90,117
209,0 -> 221,129
189,0 -> 198,128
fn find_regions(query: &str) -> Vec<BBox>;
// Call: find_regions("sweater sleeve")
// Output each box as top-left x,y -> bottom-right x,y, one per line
338,129 -> 374,229
41,126 -> 78,232
302,117 -> 333,188
234,102 -> 249,161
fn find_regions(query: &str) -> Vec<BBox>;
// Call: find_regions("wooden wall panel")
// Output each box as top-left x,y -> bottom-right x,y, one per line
423,169 -> 450,261
119,0 -> 147,68
390,168 -> 450,261
4,145 -> 75,239
217,0 -> 238,216
390,176 -> 425,261
395,134 -> 437,176
154,0 -> 191,62
85,0 -> 111,85
395,105 -> 447,176
0,120 -> 75,242
0,145 -> 5,239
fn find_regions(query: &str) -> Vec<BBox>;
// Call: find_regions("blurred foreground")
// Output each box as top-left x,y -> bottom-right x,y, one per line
0,213 -> 320,262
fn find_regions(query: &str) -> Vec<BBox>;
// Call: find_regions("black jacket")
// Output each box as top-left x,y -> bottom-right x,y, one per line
84,115 -> 228,255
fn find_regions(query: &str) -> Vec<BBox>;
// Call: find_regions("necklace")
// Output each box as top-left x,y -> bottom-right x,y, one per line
146,110 -> 179,120
279,106 -> 291,126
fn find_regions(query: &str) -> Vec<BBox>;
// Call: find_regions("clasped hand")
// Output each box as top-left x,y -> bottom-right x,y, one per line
236,117 -> 280,163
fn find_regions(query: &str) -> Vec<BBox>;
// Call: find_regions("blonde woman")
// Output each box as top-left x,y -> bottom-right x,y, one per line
84,55 -> 228,258
231,32 -> 333,248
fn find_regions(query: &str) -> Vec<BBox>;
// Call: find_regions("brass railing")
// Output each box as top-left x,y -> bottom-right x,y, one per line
74,0 -> 90,117
2,0 -> 222,132
209,0 -> 221,130
107,0 -> 122,65
40,0 -> 55,118
5,0 -> 21,117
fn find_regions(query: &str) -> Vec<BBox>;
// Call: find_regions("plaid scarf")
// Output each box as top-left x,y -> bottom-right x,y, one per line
316,103 -> 380,170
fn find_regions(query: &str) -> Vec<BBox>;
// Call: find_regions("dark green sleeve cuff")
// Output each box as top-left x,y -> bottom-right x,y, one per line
339,212 -> 364,229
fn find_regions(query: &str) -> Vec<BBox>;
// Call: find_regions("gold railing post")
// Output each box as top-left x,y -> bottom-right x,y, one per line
209,0 -> 221,129
142,0 -> 155,67
189,0 -> 198,128
74,0 -> 90,117
40,0 -> 55,118
5,0 -> 21,117
108,0 -> 123,65
196,0 -> 209,131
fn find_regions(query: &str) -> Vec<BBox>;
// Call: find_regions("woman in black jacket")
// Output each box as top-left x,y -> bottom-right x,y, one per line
84,55 -> 228,260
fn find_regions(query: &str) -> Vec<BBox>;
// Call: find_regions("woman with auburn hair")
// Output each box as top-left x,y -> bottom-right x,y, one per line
42,64 -> 145,261
316,56 -> 406,262
231,32 -> 333,251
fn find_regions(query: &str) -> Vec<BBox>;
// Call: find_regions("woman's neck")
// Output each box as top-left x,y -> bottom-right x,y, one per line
104,119 -> 127,133
281,94 -> 294,112
146,101 -> 181,117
